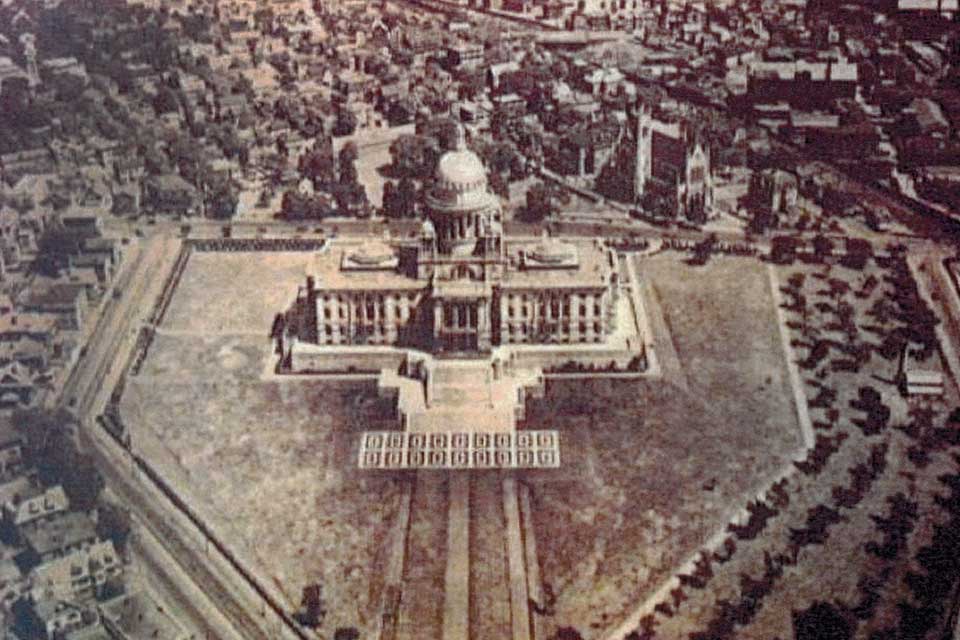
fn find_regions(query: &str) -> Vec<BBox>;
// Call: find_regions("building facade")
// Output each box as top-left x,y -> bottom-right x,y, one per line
634,103 -> 714,221
290,127 -> 619,358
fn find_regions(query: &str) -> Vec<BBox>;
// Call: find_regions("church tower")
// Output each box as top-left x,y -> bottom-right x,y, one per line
634,103 -> 653,201
22,36 -> 40,92
677,131 -> 713,221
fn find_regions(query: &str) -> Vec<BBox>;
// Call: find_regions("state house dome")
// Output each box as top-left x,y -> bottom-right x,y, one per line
426,125 -> 497,213
435,148 -> 487,192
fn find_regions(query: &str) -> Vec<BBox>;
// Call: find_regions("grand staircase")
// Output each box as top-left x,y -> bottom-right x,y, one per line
412,360 -> 514,433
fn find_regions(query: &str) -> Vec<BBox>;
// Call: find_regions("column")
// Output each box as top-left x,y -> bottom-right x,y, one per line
585,293 -> 595,341
479,301 -> 491,350
571,292 -> 581,341
599,291 -> 608,337
434,300 -> 443,339
386,293 -> 397,343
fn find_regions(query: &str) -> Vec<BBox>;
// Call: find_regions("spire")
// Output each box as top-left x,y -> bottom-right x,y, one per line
453,123 -> 467,151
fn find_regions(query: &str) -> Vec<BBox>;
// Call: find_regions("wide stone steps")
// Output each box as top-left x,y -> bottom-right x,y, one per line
429,362 -> 492,386
408,407 -> 516,434
431,384 -> 491,407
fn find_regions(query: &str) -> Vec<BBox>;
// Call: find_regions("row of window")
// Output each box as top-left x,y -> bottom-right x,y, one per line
320,293 -> 419,305
505,302 -> 602,319
321,304 -> 413,323
502,322 -> 602,335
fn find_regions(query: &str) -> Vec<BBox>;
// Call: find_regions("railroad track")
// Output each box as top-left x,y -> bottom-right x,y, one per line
91,434 -> 272,640
59,231 -> 312,640
389,0 -> 559,31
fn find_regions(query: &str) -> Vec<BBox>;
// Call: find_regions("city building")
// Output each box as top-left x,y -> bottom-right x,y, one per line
2,485 -> 69,533
29,540 -> 123,604
634,103 -> 714,220
285,126 -> 622,366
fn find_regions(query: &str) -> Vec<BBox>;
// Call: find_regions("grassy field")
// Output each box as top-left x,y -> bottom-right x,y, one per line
161,250 -> 314,334
122,250 -> 404,638
519,254 -> 805,639
641,254 -> 960,640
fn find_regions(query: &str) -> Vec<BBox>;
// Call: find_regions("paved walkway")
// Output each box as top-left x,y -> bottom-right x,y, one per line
908,254 -> 960,395
767,265 -> 815,450
443,474 -> 471,640
503,477 -> 532,640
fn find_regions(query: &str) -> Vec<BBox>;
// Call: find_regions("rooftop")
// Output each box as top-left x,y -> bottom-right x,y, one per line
23,511 -> 97,557
99,591 -> 189,640
310,238 -> 612,292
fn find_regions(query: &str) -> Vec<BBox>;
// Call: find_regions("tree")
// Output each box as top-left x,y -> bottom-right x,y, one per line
338,141 -> 358,166
96,502 -> 132,555
489,171 -> 509,200
281,190 -> 308,219
552,628 -> 584,640
13,409 -> 73,461
691,233 -> 718,265
337,141 -> 360,185
153,86 -> 180,116
296,584 -> 325,627
395,177 -> 418,218
523,182 -> 554,223
333,110 -> 357,137
382,181 -> 399,218
300,148 -> 335,186
793,602 -> 853,640
62,455 -> 104,512
826,278 -> 850,303
52,72 -> 87,103
35,226 -> 84,276
334,629 -> 360,640
207,181 -> 239,219
551,59 -> 569,82
812,235 -> 834,262
8,193 -> 34,216
339,162 -> 358,185
14,408 -> 103,510
390,134 -> 439,179
770,235 -> 799,264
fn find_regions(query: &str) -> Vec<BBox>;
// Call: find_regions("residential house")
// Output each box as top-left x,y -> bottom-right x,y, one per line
144,174 -> 200,217
0,421 -> 24,482
0,361 -> 44,410
488,61 -> 520,92
0,149 -> 55,184
22,512 -> 99,566
21,596 -> 95,640
0,209 -> 23,271
20,284 -> 89,331
445,42 -> 484,71
0,553 -> 25,613
99,591 -> 189,640
30,541 -> 123,604
3,485 -> 69,534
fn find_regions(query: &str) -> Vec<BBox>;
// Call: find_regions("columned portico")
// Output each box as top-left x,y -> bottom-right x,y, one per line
432,295 -> 492,354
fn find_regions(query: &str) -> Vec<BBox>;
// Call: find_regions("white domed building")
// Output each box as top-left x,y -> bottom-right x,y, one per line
289,125 -> 621,362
